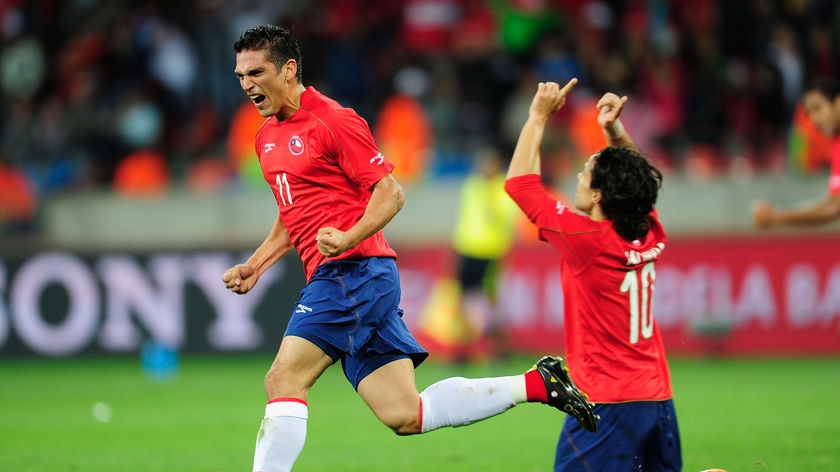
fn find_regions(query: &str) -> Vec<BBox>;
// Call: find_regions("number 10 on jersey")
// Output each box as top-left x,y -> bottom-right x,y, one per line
620,262 -> 656,344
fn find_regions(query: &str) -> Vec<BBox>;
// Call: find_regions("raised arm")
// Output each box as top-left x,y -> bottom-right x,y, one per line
507,79 -> 578,179
596,92 -> 637,150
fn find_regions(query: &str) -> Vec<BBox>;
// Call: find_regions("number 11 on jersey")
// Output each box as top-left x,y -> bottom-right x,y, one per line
621,262 -> 656,344
276,173 -> 293,206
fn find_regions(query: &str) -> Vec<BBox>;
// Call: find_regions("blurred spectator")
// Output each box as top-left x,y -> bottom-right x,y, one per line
116,88 -> 164,152
449,147 -> 518,359
770,23 -> 804,120
637,44 -> 686,166
112,149 -> 170,196
491,0 -> 561,56
227,99 -> 268,188
185,155 -> 234,194
400,0 -> 463,56
143,14 -> 198,117
753,77 -> 840,229
788,101 -> 833,174
807,26 -> 838,79
0,35 -> 46,100
374,65 -> 433,184
0,160 -> 37,233
533,28 -> 585,86
422,60 -> 465,174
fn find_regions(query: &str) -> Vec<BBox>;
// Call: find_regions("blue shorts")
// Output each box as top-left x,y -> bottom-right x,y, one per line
284,257 -> 428,389
555,400 -> 682,472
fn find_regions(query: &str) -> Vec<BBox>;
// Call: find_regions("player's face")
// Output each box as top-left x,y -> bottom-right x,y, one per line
574,154 -> 600,215
234,49 -> 295,118
803,90 -> 840,137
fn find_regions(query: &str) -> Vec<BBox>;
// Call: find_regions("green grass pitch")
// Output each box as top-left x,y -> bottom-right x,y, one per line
1,354 -> 837,471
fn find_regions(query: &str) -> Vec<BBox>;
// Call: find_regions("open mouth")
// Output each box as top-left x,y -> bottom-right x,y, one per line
250,94 -> 266,105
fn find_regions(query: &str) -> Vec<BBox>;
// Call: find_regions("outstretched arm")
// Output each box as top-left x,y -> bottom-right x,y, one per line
507,79 -> 578,179
596,92 -> 637,150
753,195 -> 840,229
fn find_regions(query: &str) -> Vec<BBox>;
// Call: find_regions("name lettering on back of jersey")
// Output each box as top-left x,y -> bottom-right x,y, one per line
288,136 -> 304,156
625,242 -> 665,266
264,143 -> 276,154
369,152 -> 384,165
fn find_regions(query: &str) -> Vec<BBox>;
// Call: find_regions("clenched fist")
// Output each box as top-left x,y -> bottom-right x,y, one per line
222,263 -> 257,294
316,226 -> 351,257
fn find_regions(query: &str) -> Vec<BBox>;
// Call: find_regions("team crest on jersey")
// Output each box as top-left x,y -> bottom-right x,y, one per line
288,135 -> 304,156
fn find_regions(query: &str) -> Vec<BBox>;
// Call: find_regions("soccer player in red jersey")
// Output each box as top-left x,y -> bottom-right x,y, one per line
753,78 -> 840,228
221,25 -> 597,472
505,80 -> 682,471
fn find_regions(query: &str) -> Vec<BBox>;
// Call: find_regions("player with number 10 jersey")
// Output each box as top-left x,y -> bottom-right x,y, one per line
505,176 -> 672,403
504,81 -> 680,471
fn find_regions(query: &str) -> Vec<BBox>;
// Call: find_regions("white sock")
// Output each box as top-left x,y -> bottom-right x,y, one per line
253,400 -> 308,472
418,375 -> 526,433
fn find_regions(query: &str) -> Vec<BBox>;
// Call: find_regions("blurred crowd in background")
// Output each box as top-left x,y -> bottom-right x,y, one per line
1,0 -> 840,233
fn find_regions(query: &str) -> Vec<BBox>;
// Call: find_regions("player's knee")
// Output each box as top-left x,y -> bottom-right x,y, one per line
263,366 -> 302,399
389,417 -> 421,436
380,408 -> 421,436
263,367 -> 281,395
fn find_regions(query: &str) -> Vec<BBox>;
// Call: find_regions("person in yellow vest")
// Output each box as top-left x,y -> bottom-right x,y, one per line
451,147 -> 520,359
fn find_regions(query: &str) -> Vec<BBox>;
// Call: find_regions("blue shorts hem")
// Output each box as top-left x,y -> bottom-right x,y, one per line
346,351 -> 428,391
283,328 -> 342,361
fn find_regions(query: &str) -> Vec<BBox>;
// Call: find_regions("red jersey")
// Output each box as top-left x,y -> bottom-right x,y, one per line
255,87 -> 398,281
505,174 -> 673,403
828,137 -> 840,196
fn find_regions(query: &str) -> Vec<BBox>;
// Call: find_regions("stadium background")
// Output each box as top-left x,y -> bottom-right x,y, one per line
1,0 -> 839,358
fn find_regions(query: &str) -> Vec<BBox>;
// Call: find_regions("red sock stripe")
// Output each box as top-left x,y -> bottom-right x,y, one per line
524,370 -> 548,403
267,397 -> 308,406
418,395 -> 423,432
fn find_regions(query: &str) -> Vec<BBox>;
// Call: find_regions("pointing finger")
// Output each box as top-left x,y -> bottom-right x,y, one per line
559,78 -> 578,96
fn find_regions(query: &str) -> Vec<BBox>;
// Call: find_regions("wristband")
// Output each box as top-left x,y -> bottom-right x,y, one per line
604,119 -> 626,140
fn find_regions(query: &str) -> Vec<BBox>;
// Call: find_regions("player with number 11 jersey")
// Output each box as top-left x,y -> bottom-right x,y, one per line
254,86 -> 397,281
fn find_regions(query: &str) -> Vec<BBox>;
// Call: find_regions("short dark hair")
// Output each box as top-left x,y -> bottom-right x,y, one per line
804,77 -> 840,101
234,25 -> 303,83
589,146 -> 663,241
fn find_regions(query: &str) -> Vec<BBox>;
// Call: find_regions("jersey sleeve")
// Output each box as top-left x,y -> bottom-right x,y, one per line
323,110 -> 395,190
504,174 -> 557,225
829,140 -> 840,195
505,174 -> 609,271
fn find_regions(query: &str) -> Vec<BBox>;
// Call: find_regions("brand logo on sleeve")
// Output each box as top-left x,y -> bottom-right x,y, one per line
289,136 -> 304,156
369,152 -> 384,165
263,143 -> 276,154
